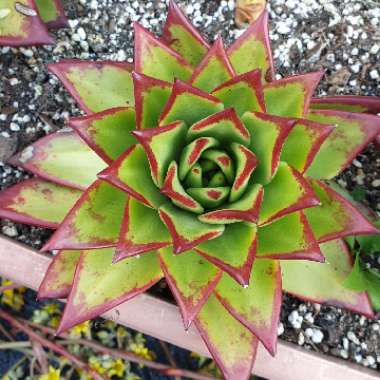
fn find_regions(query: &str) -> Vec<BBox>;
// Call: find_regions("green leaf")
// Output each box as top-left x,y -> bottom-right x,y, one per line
161,1 -> 209,66
264,72 -> 323,118
134,23 -> 192,82
159,247 -> 221,328
69,107 -> 136,164
281,239 -> 374,317
196,222 -> 257,285
57,249 -> 162,333
159,203 -> 224,254
115,197 -> 171,262
306,110 -> 380,179
35,0 -> 67,28
38,250 -> 81,299
0,179 -> 81,229
343,253 -> 369,292
99,144 -> 166,209
304,180 -> 379,242
187,187 -> 230,209
9,130 -> 106,190
195,294 -> 258,380
215,260 -> 281,355
43,180 -> 127,251
190,37 -> 235,92
48,60 -> 134,113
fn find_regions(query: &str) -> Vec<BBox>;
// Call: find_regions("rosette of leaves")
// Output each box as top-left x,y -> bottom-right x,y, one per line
0,0 -> 67,46
1,2 -> 380,379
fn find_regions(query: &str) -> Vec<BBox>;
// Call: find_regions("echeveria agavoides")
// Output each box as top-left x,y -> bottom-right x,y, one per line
0,0 -> 67,46
1,2 -> 380,378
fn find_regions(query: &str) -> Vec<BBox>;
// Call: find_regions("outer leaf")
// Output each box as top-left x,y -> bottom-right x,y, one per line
57,249 -> 162,334
306,110 -> 380,179
0,0 -> 54,46
281,119 -> 335,173
132,121 -> 187,187
190,37 -> 235,92
227,10 -> 274,82
215,260 -> 282,355
263,72 -> 324,118
69,107 -> 136,164
9,130 -> 106,191
158,203 -> 224,254
242,112 -> 296,184
159,247 -> 221,329
43,180 -> 127,251
0,179 -> 80,229
257,212 -> 324,262
35,0 -> 68,29
48,60 -> 134,113
199,183 -> 263,224
196,222 -> 257,286
281,239 -> 374,318
159,80 -> 224,126
98,144 -> 166,209
212,70 -> 266,116
132,72 -> 172,130
311,96 -> 380,114
115,197 -> 171,262
195,295 -> 258,380
304,180 -> 379,242
259,162 -> 320,225
134,22 -> 192,82
38,250 -> 81,299
161,0 -> 209,66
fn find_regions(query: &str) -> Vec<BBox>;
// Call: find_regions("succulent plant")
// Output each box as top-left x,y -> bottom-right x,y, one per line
1,2 -> 380,378
0,0 -> 67,46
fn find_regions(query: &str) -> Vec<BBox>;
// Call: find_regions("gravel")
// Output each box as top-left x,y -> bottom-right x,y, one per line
0,0 -> 379,373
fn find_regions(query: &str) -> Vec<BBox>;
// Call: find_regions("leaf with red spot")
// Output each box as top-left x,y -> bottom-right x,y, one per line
57,248 -> 162,334
115,197 -> 171,262
228,11 -> 274,82
42,180 -> 127,251
212,70 -> 266,116
281,239 -> 374,318
132,121 -> 187,187
242,112 -> 296,184
304,180 -> 379,243
38,250 -> 81,299
187,187 -> 230,209
257,212 -> 324,262
259,162 -> 320,225
0,0 -> 54,46
132,72 -> 172,130
281,119 -> 335,174
196,222 -> 257,285
0,178 -> 80,229
158,203 -> 224,254
229,143 -> 257,202
199,183 -> 263,224
195,294 -> 258,380
306,110 -> 380,179
215,259 -> 282,355
264,72 -> 324,118
159,247 -> 221,329
187,108 -> 250,146
9,130 -> 106,191
69,107 -> 136,164
48,60 -> 134,113
162,161 -> 204,213
201,149 -> 235,184
35,0 -> 68,29
190,37 -> 235,92
159,80 -> 224,126
161,0 -> 209,66
311,95 -> 380,114
98,144 -> 166,209
134,22 -> 192,82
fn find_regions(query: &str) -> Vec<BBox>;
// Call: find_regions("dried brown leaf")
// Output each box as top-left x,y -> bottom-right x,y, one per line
235,0 -> 266,28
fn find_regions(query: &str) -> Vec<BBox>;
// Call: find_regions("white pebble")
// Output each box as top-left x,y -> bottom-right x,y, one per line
370,70 -> 379,80
311,329 -> 324,344
10,122 -> 20,131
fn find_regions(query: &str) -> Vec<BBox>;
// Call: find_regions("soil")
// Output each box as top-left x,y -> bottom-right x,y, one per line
0,0 -> 379,375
